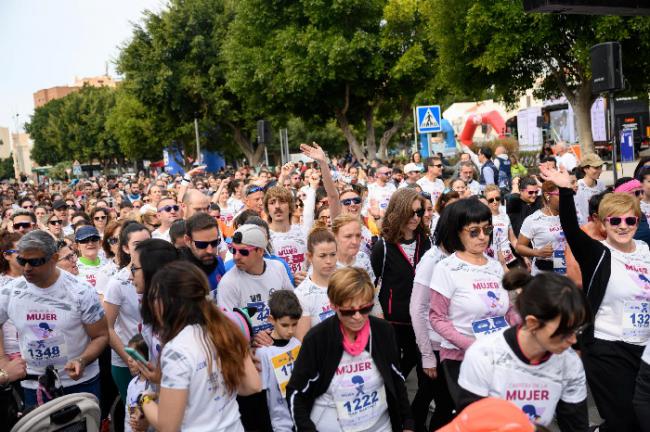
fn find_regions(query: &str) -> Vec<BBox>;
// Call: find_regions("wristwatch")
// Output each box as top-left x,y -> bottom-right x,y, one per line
0,368 -> 9,386
73,357 -> 86,369
137,393 -> 157,409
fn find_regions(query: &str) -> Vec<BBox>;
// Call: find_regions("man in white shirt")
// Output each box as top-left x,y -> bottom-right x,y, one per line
553,142 -> 578,172
417,156 -> 445,203
0,230 -> 108,408
152,197 -> 179,242
400,163 -> 422,188
367,166 -> 397,219
458,161 -> 482,196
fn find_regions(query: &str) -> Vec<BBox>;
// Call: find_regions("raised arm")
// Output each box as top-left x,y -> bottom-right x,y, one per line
301,143 -> 341,218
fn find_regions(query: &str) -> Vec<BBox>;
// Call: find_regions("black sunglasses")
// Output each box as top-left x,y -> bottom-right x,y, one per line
193,238 -> 221,249
48,220 -> 62,226
340,197 -> 362,206
13,222 -> 33,230
94,215 -> 107,221
159,205 -> 180,213
17,256 -> 49,267
412,208 -> 425,218
487,196 -> 501,204
338,303 -> 374,317
107,237 -> 119,245
228,245 -> 256,257
77,236 -> 101,244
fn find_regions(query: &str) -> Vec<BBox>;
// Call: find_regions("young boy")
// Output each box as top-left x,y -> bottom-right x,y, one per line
256,290 -> 303,432
124,334 -> 152,432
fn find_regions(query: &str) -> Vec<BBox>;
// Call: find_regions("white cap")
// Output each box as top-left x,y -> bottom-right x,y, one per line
404,163 -> 422,174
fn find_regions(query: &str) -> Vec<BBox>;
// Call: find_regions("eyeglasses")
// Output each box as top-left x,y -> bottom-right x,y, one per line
412,208 -> 425,218
130,265 -> 142,276
605,216 -> 639,226
58,252 -> 77,263
337,302 -> 374,317
463,225 -> 494,238
193,238 -> 221,249
487,197 -> 501,204
77,236 -> 101,244
229,245 -> 257,257
13,222 -> 33,230
3,249 -> 17,255
341,197 -> 362,206
158,205 -> 179,213
431,164 -> 443,168
22,205 -> 33,210
632,190 -> 643,197
525,190 -> 538,196
94,215 -> 107,221
16,256 -> 49,267
48,220 -> 62,226
557,323 -> 590,340
107,237 -> 119,245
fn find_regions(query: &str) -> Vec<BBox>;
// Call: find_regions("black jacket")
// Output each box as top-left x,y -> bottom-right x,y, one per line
506,193 -> 542,237
371,234 -> 431,323
286,315 -> 414,431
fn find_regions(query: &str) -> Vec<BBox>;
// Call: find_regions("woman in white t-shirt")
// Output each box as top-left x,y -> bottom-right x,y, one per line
332,214 -> 375,281
516,181 -> 566,275
140,262 -> 261,432
429,197 -> 517,407
337,188 -> 374,255
458,270 -> 590,429
484,185 -> 517,267
104,222 -> 151,402
295,227 -> 338,339
0,232 -> 23,360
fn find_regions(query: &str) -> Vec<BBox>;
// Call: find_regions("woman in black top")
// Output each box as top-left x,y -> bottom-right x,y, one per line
371,188 -> 431,431
541,165 -> 650,431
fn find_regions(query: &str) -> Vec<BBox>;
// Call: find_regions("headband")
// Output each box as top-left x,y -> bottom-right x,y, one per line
614,179 -> 642,194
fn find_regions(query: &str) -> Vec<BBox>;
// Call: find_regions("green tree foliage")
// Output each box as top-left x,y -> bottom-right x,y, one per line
430,0 -> 650,153
224,0 -> 435,160
0,155 -> 14,180
116,0 -> 263,165
26,86 -> 121,169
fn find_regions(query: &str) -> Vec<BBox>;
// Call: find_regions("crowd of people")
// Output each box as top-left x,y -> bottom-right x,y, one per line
0,140 -> 650,432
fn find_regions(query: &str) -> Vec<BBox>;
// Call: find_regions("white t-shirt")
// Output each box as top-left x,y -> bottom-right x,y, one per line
417,177 -> 445,204
367,183 -> 396,213
413,247 -> 447,345
151,228 -> 171,243
557,152 -> 578,172
295,278 -> 333,327
161,325 -> 244,432
360,225 -> 374,256
431,253 -> 508,350
519,210 -> 566,275
459,331 -> 587,427
641,201 -> 650,222
217,258 -> 294,334
0,271 -> 104,389
489,213 -> 516,264
124,375 -> 152,432
0,274 -> 19,357
594,240 -> 650,345
337,251 -> 376,282
575,179 -> 606,225
258,338 -> 302,432
227,197 -> 245,214
77,256 -> 106,294
270,225 -> 308,274
94,260 -> 118,298
467,180 -> 482,196
104,267 -> 143,367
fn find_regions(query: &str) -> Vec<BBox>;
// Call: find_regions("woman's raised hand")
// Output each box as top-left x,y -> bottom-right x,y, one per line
538,164 -> 573,189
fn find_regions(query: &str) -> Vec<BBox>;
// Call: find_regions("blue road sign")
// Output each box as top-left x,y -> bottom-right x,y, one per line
416,105 -> 442,133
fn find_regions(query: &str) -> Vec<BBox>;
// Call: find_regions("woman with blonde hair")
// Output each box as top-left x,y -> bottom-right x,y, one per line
287,267 -> 414,432
541,165 -> 650,431
332,214 -> 375,280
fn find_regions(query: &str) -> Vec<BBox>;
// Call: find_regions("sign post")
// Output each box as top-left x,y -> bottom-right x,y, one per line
416,105 -> 442,134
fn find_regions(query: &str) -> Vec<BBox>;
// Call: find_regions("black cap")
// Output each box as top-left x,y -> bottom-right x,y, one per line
53,199 -> 68,210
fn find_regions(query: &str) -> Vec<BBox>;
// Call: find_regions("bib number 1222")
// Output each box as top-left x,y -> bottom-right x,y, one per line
342,391 -> 379,413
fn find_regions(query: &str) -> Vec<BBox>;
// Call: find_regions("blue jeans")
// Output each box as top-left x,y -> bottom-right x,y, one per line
23,373 -> 100,409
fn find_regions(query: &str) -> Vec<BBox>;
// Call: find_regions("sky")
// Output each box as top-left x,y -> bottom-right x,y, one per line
0,0 -> 166,131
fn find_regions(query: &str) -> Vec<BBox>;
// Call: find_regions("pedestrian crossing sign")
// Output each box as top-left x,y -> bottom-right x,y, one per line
416,105 -> 442,133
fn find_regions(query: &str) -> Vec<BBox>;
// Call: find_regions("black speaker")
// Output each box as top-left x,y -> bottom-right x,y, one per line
536,116 -> 544,128
257,120 -> 272,145
591,42 -> 624,94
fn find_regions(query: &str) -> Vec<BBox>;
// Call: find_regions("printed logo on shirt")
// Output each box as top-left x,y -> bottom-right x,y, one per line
277,245 -> 305,274
86,274 -> 97,287
505,383 -> 549,423
29,321 -> 56,338
337,361 -> 372,375
26,311 -> 57,321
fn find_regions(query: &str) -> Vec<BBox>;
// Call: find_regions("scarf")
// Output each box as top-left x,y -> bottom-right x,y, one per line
340,320 -> 370,357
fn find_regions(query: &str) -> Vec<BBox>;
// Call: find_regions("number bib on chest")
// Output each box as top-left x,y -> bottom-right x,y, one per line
494,367 -> 562,426
271,345 -> 301,397
24,335 -> 68,368
622,300 -> 650,343
472,316 -> 509,339
332,351 -> 387,432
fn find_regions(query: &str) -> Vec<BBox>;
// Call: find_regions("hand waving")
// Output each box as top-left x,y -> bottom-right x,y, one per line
538,164 -> 572,189
300,142 -> 327,164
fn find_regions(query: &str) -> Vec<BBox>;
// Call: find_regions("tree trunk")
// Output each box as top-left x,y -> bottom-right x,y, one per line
378,101 -> 412,159
225,121 -> 265,166
364,106 -> 377,161
334,108 -> 365,161
568,82 -> 595,156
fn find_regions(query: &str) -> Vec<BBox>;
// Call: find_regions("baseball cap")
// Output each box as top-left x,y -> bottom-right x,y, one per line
232,224 -> 267,249
579,153 -> 604,168
75,226 -> 100,242
437,398 -> 535,432
404,163 -> 422,174
52,199 -> 68,210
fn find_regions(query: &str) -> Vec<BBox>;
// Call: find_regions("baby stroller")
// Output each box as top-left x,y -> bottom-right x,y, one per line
10,392 -> 100,432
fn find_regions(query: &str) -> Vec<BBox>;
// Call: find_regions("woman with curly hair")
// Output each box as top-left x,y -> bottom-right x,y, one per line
371,187 -> 431,430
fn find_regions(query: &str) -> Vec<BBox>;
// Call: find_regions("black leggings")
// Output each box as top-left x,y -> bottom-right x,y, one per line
633,360 -> 650,432
392,324 -> 454,432
441,359 -> 462,410
583,338 -> 643,432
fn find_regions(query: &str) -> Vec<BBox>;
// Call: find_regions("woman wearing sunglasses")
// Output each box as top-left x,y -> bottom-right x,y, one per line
429,197 -> 516,406
0,232 -> 23,362
287,267 -> 414,432
540,165 -> 650,431
484,185 -> 517,267
90,207 -> 110,239
457,270 -> 590,429
103,222 -> 151,405
516,181 -> 566,275
45,214 -> 64,240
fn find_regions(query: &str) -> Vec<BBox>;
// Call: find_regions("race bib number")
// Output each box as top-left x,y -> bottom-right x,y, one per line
552,249 -> 566,274
335,387 -> 387,432
25,335 -> 68,368
318,309 -> 335,322
472,316 -> 509,339
247,301 -> 272,334
271,345 -> 301,397
502,247 -> 517,264
622,300 -> 650,343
